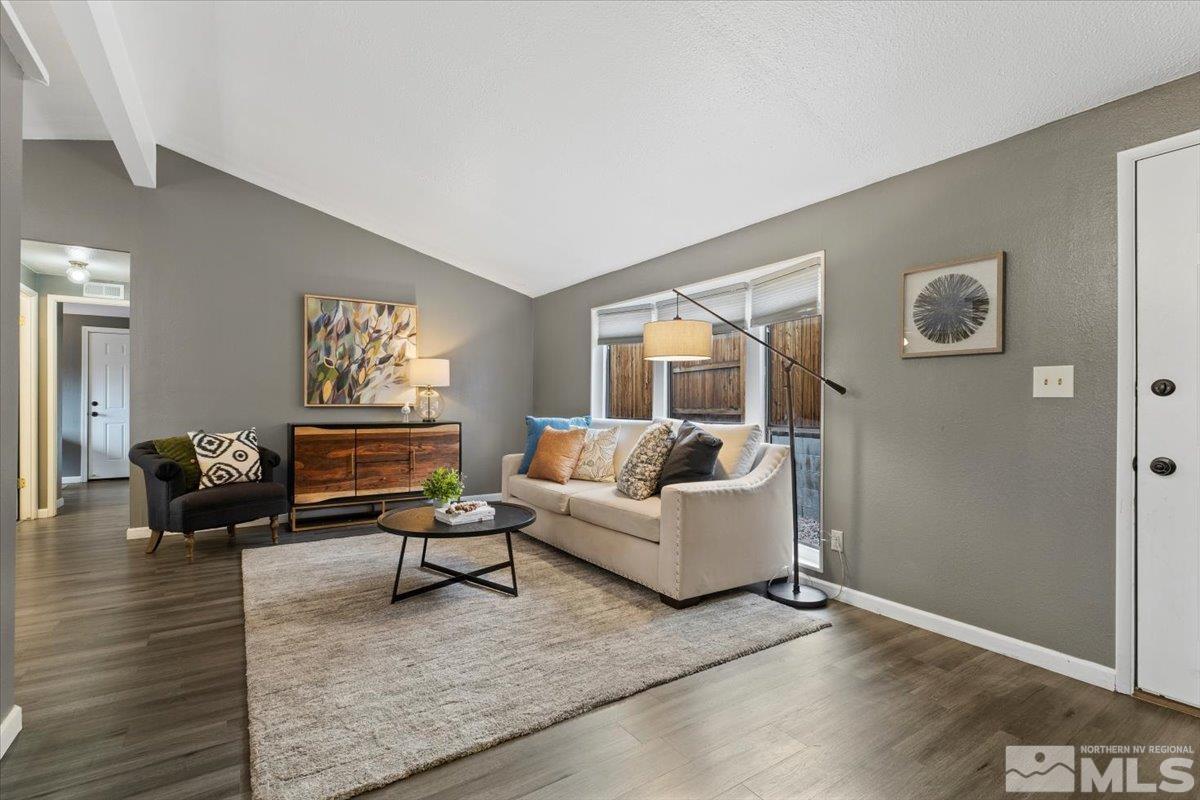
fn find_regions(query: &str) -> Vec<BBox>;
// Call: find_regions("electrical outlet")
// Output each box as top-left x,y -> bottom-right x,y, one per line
830,529 -> 844,552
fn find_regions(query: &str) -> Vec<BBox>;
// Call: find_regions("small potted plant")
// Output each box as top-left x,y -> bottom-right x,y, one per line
421,466 -> 464,510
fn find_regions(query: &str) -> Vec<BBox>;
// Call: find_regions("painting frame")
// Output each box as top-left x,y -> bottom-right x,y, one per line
899,251 -> 1005,359
303,293 -> 419,407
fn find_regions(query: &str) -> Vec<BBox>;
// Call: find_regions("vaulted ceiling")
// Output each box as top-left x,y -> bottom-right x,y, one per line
17,1 -> 1200,296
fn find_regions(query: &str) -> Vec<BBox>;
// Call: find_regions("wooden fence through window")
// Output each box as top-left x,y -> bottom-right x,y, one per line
767,315 -> 822,430
605,342 -> 653,420
669,332 -> 745,422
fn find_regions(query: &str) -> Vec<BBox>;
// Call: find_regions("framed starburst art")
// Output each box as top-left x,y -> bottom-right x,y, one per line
303,294 -> 418,406
900,252 -> 1005,358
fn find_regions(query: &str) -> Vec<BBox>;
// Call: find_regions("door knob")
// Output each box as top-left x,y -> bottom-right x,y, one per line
90,411 -> 99,417
1149,457 -> 1176,476
91,400 -> 99,407
1150,379 -> 1176,397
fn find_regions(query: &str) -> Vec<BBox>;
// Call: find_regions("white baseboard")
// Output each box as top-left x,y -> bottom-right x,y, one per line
467,492 -> 502,502
126,517 -> 272,540
56,497 -> 64,508
802,576 -> 1116,691
61,475 -> 84,485
35,506 -> 55,519
1,705 -> 22,759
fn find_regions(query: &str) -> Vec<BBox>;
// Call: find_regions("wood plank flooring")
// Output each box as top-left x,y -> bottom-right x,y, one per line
2,480 -> 1196,799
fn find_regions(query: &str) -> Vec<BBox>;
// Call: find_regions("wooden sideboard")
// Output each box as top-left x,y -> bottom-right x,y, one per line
287,422 -> 461,531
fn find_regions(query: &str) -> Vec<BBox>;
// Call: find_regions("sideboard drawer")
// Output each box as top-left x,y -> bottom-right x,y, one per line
356,427 -> 411,496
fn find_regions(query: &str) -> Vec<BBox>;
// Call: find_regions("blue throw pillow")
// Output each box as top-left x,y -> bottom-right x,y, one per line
519,415 -> 591,474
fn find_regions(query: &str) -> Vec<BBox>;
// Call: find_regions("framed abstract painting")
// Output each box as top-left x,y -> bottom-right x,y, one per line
303,294 -> 418,406
900,252 -> 1004,358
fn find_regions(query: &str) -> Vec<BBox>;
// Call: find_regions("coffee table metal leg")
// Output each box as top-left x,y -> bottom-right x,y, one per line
506,531 -> 518,597
391,535 -> 409,599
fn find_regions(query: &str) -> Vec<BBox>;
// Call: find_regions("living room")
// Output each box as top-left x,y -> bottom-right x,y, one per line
1,2 -> 1198,799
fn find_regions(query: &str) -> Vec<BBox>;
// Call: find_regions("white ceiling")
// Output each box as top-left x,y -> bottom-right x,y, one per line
18,1 -> 1200,297
21,239 -> 131,282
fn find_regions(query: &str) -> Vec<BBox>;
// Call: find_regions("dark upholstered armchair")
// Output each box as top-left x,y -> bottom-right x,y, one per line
129,441 -> 289,559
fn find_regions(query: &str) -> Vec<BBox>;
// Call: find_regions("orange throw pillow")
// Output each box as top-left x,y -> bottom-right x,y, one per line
526,426 -> 587,484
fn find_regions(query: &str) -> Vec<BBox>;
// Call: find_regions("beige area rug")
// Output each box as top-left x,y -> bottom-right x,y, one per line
242,532 -> 829,800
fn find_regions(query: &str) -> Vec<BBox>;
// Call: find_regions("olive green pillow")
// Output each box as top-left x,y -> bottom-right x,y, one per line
153,435 -> 201,492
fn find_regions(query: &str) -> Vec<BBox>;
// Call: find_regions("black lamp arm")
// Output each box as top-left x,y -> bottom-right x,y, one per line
671,289 -> 847,395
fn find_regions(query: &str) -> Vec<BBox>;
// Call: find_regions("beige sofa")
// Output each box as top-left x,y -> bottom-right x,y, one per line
501,418 -> 793,606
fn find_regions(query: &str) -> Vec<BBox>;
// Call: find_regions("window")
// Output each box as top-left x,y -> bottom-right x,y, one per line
605,342 -> 653,420
668,332 -> 745,422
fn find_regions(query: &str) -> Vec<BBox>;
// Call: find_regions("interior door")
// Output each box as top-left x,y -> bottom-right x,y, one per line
85,329 -> 130,480
1135,143 -> 1200,708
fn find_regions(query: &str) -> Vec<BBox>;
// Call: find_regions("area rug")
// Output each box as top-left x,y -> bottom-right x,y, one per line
242,532 -> 829,800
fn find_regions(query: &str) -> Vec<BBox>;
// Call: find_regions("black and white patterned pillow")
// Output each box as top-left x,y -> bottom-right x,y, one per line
189,428 -> 262,489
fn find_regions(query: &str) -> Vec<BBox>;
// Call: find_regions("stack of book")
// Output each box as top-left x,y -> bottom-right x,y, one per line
434,500 -> 496,526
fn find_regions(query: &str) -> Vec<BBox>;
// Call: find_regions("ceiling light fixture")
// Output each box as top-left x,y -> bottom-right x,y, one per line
66,260 -> 91,284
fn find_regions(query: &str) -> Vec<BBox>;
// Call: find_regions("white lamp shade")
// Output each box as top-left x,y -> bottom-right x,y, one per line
409,358 -> 450,387
642,319 -> 713,362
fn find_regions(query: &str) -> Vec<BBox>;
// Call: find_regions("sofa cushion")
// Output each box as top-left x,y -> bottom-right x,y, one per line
569,486 -> 661,543
507,474 -> 599,515
167,480 -> 287,531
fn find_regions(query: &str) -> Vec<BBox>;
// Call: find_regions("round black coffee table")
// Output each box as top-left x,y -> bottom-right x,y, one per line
377,502 -> 536,603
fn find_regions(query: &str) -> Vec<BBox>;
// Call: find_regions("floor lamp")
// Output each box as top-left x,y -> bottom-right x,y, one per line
643,289 -> 847,609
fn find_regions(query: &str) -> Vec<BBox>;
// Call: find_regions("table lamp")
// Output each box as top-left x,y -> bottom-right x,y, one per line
409,358 -> 450,421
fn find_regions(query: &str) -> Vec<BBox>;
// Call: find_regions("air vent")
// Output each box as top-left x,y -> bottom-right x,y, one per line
83,281 -> 125,300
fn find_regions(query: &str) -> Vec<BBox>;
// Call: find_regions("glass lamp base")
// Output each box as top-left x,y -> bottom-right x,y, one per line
417,387 -> 443,421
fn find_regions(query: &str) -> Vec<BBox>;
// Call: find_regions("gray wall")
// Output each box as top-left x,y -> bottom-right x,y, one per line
532,74 -> 1200,667
22,143 -> 534,527
1,40 -> 23,733
59,313 -> 130,478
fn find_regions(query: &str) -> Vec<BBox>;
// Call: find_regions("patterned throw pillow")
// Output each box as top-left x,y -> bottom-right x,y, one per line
572,426 -> 619,482
616,421 -> 676,500
189,428 -> 263,489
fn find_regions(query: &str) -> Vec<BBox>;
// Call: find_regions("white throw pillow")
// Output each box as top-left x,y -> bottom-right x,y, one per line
572,426 -> 619,482
189,428 -> 262,488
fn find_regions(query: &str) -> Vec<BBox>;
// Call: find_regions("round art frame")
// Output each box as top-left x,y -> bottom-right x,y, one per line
899,251 -> 1005,358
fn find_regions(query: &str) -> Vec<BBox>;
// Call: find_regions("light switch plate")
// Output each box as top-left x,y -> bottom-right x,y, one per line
1033,365 -> 1074,398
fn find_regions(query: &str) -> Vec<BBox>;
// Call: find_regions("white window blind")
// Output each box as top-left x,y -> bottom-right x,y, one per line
655,283 -> 748,335
749,260 -> 821,326
596,304 -> 654,345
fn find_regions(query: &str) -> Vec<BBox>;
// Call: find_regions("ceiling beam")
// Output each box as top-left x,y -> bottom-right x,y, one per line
51,0 -> 155,187
0,0 -> 49,84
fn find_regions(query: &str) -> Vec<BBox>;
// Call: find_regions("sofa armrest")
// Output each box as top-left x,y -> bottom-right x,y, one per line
658,443 -> 793,600
258,445 -> 282,483
500,453 -> 523,499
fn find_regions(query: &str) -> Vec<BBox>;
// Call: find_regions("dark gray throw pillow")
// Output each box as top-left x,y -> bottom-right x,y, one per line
657,421 -> 724,491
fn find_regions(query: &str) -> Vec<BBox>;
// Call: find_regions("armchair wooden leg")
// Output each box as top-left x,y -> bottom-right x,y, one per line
145,529 -> 165,554
227,524 -> 237,546
183,532 -> 195,560
269,515 -> 279,544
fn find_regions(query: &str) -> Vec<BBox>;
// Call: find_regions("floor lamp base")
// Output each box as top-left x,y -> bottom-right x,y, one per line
766,577 -> 828,609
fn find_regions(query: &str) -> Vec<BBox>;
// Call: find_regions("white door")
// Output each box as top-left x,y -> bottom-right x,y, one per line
1135,143 -> 1200,708
85,329 -> 130,480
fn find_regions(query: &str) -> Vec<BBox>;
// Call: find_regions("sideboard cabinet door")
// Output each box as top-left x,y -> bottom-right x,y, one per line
293,426 -> 356,504
411,425 -> 460,488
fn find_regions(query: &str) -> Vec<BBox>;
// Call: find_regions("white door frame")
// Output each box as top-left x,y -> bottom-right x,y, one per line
1114,128 -> 1200,695
41,293 -> 130,516
18,283 -> 39,520
80,326 -> 131,481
